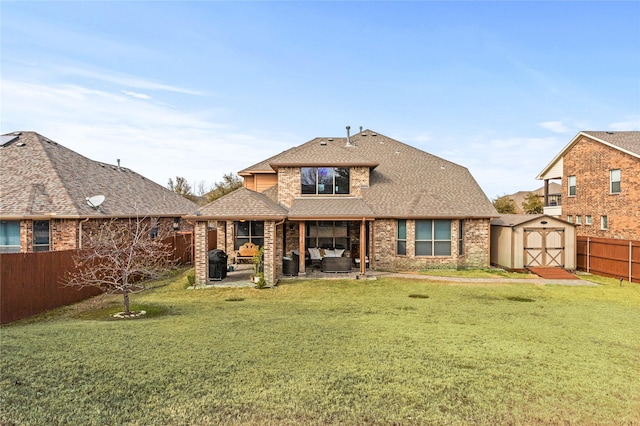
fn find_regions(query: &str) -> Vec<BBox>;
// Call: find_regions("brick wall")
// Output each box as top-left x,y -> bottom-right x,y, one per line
564,136 -> 640,240
17,217 -> 192,253
277,166 -> 370,207
373,218 -> 489,270
51,219 -> 78,250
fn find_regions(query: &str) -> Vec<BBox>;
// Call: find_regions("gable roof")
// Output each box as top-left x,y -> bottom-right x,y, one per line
491,214 -> 573,227
0,131 -> 197,219
210,129 -> 497,220
188,187 -> 288,220
537,131 -> 640,180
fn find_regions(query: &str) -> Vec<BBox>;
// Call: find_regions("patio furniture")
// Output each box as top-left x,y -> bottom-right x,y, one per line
321,256 -> 352,273
235,242 -> 259,263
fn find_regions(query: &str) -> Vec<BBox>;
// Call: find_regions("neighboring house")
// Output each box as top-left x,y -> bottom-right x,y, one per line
187,129 -> 498,286
536,131 -> 640,240
505,183 -> 561,214
0,131 -> 198,253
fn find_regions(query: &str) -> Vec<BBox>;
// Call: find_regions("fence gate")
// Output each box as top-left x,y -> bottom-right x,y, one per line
524,228 -> 565,267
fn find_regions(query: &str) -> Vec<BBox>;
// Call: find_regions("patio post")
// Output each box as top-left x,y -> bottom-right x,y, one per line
360,218 -> 366,275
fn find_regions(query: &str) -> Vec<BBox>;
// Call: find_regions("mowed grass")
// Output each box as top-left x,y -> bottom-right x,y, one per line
1,271 -> 639,425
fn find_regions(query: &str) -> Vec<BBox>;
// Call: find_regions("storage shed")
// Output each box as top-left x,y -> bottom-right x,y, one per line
491,214 -> 576,271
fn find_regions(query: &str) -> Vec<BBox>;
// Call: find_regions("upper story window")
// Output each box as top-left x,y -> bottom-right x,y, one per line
568,175 -> 576,197
601,215 -> 608,230
610,169 -> 621,194
301,167 -> 350,195
0,220 -> 20,253
33,220 -> 50,252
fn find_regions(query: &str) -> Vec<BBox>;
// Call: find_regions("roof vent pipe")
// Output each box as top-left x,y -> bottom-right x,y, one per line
359,126 -> 363,133
346,125 -> 354,147
117,159 -> 121,170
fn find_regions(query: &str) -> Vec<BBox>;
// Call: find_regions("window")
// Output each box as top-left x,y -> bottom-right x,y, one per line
33,220 -> 50,252
415,219 -> 451,256
567,215 -> 573,223
576,215 -> 582,225
235,221 -> 264,249
568,175 -> 576,196
150,218 -> 159,239
397,220 -> 406,255
301,167 -> 350,195
610,169 -> 621,194
0,220 -> 20,253
585,215 -> 592,225
306,221 -> 349,249
458,220 -> 464,255
601,216 -> 608,230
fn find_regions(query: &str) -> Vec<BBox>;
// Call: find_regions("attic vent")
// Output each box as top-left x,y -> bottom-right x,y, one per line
16,142 -> 26,147
371,133 -> 377,136
606,131 -> 614,134
98,163 -> 105,167
320,141 -> 327,146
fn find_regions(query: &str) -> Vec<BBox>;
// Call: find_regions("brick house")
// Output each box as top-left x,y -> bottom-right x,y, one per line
0,131 -> 197,253
536,131 -> 640,240
187,129 -> 498,286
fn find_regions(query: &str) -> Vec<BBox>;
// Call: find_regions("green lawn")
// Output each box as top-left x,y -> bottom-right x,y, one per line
2,270 -> 639,425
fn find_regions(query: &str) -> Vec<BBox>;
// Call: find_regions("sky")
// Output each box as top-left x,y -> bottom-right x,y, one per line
2,1 -> 639,199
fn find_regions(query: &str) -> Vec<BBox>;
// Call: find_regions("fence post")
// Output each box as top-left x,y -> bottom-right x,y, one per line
586,237 -> 590,273
630,241 -> 633,283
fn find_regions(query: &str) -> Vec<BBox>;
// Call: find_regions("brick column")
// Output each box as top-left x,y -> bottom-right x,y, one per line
194,221 -> 209,286
263,220 -> 275,286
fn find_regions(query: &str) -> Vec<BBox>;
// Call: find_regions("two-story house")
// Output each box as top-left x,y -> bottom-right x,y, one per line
188,129 -> 498,286
0,131 -> 197,253
536,131 -> 640,239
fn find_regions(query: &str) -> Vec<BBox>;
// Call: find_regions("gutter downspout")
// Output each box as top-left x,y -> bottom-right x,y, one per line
78,217 -> 90,249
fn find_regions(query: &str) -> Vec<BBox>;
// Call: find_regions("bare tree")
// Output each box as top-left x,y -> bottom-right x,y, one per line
168,176 -> 197,202
64,217 -> 173,316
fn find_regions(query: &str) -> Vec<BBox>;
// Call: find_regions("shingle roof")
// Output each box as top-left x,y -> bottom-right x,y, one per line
491,214 -> 573,227
191,187 -> 288,220
209,129 -> 497,220
582,131 -> 640,156
292,131 -> 497,218
0,131 -> 197,218
288,197 -> 375,219
491,214 -> 546,227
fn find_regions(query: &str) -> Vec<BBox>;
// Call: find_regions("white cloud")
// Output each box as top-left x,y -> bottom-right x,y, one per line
436,135 -> 564,198
539,121 -> 570,134
123,91 -> 152,100
0,78 -> 293,189
609,116 -> 640,131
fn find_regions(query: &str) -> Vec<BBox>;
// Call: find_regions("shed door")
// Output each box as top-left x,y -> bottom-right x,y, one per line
523,228 -> 565,267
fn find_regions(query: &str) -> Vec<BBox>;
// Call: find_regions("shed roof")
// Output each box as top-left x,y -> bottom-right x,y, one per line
0,131 -> 197,219
491,214 -> 573,227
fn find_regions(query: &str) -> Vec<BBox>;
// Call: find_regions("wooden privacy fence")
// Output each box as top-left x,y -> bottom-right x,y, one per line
0,250 -> 102,324
577,236 -> 640,283
0,230 -> 217,324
